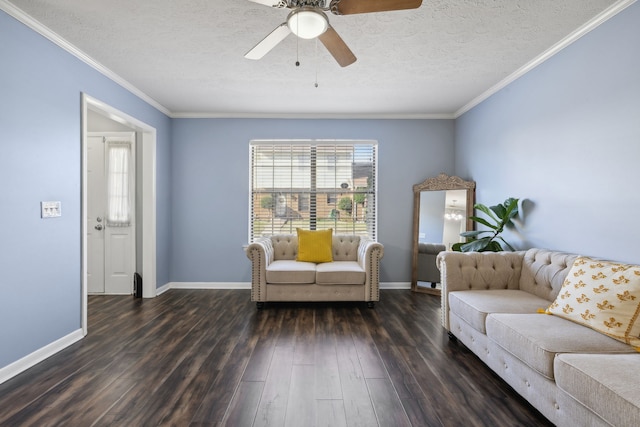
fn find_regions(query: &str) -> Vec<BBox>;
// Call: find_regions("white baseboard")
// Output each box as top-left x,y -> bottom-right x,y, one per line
380,282 -> 411,289
156,282 -> 172,295
160,282 -> 410,291
0,328 -> 84,385
166,282 -> 251,290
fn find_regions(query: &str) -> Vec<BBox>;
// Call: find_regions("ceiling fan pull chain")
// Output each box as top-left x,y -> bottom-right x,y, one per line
314,37 -> 319,88
295,12 -> 300,66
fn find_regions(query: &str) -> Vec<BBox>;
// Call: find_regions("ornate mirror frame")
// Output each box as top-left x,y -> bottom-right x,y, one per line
411,173 -> 476,295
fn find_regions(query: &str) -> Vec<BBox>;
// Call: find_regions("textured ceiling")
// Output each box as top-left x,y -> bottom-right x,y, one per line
4,0 -> 619,117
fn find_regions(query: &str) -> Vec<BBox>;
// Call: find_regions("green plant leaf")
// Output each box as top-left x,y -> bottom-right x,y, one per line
459,237 -> 493,252
504,197 -> 519,209
501,198 -> 520,225
460,230 -> 489,238
469,216 -> 498,230
482,240 -> 503,252
475,203 -> 499,223
457,196 -> 521,253
490,203 -> 507,219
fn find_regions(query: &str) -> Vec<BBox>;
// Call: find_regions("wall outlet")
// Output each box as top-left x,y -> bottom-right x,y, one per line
41,201 -> 62,218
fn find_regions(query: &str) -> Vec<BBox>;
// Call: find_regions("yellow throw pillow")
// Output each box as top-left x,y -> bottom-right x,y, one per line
296,228 -> 333,263
546,256 -> 640,348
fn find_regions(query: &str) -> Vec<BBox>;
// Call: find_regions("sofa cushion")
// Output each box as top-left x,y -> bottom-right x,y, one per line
486,313 -> 634,380
316,261 -> 365,285
545,256 -> 640,348
448,290 -> 551,334
555,353 -> 640,427
266,260 -> 316,284
296,228 -> 334,263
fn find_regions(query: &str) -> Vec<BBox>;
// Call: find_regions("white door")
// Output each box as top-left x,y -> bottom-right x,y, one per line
87,132 -> 136,294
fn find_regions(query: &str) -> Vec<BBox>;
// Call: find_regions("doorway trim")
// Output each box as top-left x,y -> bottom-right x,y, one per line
81,93 -> 157,335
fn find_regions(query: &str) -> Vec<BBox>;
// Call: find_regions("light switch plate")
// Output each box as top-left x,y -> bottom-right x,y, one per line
41,201 -> 62,218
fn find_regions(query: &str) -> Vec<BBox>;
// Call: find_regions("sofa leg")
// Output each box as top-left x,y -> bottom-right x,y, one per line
447,331 -> 457,342
367,301 -> 375,309
256,302 -> 264,310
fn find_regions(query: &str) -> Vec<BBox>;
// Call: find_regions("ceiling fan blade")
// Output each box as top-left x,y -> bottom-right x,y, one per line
318,27 -> 356,67
245,23 -> 291,60
247,0 -> 288,8
329,0 -> 422,15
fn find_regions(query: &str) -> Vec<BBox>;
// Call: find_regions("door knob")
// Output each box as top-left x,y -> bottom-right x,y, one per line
95,224 -> 103,231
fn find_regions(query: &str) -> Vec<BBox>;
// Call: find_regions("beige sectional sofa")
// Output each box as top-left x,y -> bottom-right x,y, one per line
438,248 -> 640,427
246,234 -> 383,308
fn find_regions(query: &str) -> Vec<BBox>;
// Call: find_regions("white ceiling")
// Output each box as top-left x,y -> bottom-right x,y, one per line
4,0 -> 621,117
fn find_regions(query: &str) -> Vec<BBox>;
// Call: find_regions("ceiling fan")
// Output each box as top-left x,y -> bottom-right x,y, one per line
245,0 -> 423,67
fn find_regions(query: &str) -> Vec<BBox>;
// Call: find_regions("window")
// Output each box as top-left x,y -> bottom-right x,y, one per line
249,140 -> 377,242
297,193 -> 309,212
106,140 -> 132,227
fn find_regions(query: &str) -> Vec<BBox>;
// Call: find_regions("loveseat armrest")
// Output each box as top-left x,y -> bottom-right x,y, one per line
357,238 -> 384,303
437,251 -> 524,330
246,237 -> 274,302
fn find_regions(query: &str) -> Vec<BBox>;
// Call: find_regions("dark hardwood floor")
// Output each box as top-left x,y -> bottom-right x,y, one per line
0,290 -> 553,426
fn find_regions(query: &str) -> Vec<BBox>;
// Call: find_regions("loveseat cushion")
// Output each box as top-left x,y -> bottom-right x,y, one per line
316,261 -> 365,285
486,313 -> 635,380
555,353 -> 640,427
448,290 -> 551,334
266,260 -> 316,284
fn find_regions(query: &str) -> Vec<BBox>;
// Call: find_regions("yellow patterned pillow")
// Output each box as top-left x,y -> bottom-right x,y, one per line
296,228 -> 333,263
546,257 -> 640,348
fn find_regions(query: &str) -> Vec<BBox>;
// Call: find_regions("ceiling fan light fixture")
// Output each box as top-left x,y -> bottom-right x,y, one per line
287,9 -> 328,39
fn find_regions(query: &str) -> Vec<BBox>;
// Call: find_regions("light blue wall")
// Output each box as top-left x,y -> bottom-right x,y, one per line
170,119 -> 455,283
0,10 -> 172,368
456,2 -> 640,263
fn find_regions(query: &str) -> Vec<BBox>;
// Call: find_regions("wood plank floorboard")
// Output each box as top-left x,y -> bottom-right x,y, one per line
0,290 -> 554,426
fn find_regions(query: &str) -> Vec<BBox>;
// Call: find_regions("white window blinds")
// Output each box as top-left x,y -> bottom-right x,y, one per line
249,141 -> 377,242
106,141 -> 131,227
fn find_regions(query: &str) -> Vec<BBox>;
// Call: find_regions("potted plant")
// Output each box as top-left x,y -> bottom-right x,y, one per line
452,197 -> 519,252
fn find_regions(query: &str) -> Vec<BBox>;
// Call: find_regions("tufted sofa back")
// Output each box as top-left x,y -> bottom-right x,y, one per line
270,234 -> 360,262
270,234 -> 298,260
519,248 -> 579,302
332,235 -> 360,261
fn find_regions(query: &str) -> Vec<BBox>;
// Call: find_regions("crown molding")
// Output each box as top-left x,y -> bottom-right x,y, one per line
0,0 -> 171,117
169,112 -> 455,120
454,0 -> 637,118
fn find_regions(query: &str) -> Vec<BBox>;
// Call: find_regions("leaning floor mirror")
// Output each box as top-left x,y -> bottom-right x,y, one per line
411,174 -> 476,295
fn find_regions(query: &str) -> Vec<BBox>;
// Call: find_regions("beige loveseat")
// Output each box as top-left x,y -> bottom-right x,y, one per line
246,234 -> 384,308
438,249 -> 640,427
